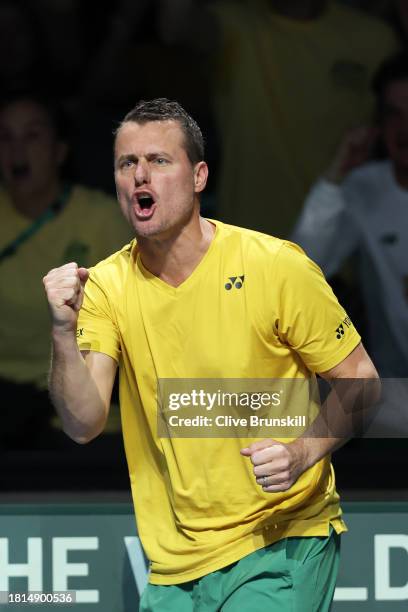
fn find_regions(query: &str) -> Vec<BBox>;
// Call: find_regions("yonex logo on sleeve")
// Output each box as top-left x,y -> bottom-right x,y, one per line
335,316 -> 352,340
225,275 -> 245,290
335,324 -> 344,339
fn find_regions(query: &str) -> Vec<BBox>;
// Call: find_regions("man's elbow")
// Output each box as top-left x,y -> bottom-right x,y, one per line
70,433 -> 94,445
358,358 -> 380,380
62,423 -> 104,445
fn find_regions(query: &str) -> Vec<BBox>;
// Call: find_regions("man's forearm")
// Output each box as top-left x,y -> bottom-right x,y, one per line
50,330 -> 108,443
295,376 -> 381,469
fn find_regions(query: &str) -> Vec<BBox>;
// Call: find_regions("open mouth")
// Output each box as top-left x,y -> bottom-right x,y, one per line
138,194 -> 154,208
134,191 -> 157,219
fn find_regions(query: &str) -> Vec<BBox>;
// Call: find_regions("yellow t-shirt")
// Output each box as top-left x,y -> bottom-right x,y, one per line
0,185 -> 132,387
77,220 -> 360,584
210,0 -> 398,237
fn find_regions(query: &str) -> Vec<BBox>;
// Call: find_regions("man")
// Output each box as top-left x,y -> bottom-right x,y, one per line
157,0 -> 398,237
43,99 -> 377,610
0,92 -> 131,448
292,52 -> 408,379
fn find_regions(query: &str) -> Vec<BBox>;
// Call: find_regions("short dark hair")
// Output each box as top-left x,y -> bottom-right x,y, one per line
373,52 -> 408,117
117,98 -> 205,164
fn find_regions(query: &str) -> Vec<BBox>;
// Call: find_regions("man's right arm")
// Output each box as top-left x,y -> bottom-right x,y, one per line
43,263 -> 117,444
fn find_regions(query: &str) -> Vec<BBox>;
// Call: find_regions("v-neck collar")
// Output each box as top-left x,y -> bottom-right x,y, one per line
134,219 -> 221,295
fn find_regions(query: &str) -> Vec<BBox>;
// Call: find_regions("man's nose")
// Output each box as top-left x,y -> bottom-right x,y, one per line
134,159 -> 150,185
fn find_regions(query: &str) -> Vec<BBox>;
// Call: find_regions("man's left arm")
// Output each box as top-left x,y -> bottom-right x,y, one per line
241,342 -> 379,492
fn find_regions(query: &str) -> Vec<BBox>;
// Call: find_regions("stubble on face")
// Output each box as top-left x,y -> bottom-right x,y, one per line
114,120 -> 200,242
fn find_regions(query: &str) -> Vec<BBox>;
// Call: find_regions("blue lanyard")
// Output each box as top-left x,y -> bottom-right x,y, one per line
0,184 -> 72,264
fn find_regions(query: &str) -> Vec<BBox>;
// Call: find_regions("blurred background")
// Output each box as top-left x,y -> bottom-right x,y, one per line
1,0 -> 408,502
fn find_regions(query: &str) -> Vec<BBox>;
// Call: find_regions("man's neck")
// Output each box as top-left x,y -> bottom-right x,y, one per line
269,0 -> 327,20
12,179 -> 62,220
138,216 -> 215,288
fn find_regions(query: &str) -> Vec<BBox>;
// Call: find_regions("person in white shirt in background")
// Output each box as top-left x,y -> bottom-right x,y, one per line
292,52 -> 408,435
293,52 -> 408,380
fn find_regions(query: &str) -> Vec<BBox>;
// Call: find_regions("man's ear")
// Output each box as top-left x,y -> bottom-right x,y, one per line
194,161 -> 209,193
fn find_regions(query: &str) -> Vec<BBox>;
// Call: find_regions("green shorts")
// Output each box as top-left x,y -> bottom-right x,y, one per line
140,528 -> 340,611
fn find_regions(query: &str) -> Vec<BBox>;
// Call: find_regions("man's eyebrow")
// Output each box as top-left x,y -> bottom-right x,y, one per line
116,151 -> 173,165
117,153 -> 138,164
146,151 -> 172,159
146,151 -> 170,157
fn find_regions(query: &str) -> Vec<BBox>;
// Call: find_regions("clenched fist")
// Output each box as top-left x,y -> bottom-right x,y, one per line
43,262 -> 89,332
241,438 -> 309,493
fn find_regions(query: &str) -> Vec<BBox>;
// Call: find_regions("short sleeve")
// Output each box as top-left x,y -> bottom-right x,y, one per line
273,242 -> 361,373
76,269 -> 121,362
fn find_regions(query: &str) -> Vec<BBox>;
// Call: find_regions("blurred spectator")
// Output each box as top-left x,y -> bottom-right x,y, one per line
157,0 -> 398,237
292,53 -> 408,377
0,92 -> 132,448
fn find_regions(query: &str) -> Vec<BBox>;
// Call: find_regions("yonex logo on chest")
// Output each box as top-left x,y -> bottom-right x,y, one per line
225,275 -> 245,290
